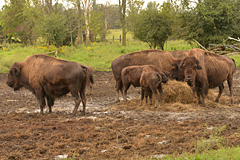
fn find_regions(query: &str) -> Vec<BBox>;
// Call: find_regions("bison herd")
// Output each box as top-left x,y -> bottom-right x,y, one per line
6,48 -> 236,115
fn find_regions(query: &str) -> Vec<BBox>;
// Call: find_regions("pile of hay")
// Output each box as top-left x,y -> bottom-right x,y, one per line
162,80 -> 216,104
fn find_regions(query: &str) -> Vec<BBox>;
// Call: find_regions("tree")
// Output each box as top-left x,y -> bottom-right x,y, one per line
128,1 -> 173,50
119,0 -> 126,46
0,0 -> 40,44
35,12 -> 67,47
64,8 -> 78,46
178,0 -> 239,47
81,0 -> 92,45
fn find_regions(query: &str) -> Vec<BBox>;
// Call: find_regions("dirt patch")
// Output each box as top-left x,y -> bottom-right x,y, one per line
1,70 -> 240,159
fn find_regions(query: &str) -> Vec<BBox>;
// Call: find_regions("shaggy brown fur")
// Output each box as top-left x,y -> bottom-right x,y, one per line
169,50 -> 189,81
179,48 -> 236,105
6,54 -> 94,115
169,50 -> 189,59
140,71 -> 164,108
121,65 -> 168,102
111,49 -> 180,102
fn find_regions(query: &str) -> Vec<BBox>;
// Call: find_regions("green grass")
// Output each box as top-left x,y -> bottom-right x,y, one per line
228,55 -> 240,67
162,146 -> 240,160
0,37 -> 239,73
0,39 -> 196,73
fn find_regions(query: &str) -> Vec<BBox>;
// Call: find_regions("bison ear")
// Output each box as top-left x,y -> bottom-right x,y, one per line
194,65 -> 202,70
13,68 -> 18,73
11,62 -> 22,75
197,65 -> 202,70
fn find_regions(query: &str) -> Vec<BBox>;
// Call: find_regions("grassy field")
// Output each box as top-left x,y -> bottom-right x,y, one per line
0,29 -> 198,73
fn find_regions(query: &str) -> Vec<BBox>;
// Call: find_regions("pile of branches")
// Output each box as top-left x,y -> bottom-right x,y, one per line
208,37 -> 240,55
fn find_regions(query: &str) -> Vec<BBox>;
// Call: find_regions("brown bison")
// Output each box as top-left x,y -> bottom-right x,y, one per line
179,48 -> 236,105
121,65 -> 168,102
169,50 -> 189,59
86,66 -> 94,95
6,54 -> 94,115
111,49 -> 182,102
140,70 -> 165,108
169,50 -> 189,81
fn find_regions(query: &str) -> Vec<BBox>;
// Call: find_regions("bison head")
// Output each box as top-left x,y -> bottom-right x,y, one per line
179,56 -> 202,90
170,59 -> 185,81
6,62 -> 23,91
159,72 -> 169,84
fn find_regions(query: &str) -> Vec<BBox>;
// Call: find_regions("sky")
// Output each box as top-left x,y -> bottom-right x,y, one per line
0,0 -> 167,9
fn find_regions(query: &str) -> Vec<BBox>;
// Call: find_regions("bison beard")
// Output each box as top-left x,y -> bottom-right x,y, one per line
6,54 -> 94,115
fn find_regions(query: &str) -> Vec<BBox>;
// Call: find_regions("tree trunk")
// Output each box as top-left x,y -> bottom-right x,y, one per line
84,11 -> 90,45
104,17 -> 107,42
119,0 -> 126,46
82,0 -> 92,46
77,0 -> 83,46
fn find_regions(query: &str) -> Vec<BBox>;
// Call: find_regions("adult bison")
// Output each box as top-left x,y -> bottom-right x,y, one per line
6,54 -> 94,115
169,50 -> 189,59
179,48 -> 236,105
121,65 -> 168,102
111,49 -> 182,102
140,70 -> 165,108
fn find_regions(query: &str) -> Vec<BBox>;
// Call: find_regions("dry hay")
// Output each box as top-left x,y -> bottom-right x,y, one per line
163,80 -> 196,104
163,80 -> 215,104
109,80 -> 233,112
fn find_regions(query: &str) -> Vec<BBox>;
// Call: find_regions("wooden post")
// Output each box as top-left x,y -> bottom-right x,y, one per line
120,35 -> 121,43
113,35 -> 114,43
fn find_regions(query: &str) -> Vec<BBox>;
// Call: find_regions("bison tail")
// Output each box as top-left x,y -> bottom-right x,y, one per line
89,72 -> 94,84
232,58 -> 237,74
155,73 -> 162,88
81,65 -> 94,84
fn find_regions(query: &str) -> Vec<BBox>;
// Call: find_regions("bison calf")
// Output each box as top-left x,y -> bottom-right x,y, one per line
140,71 -> 164,108
121,65 -> 168,102
6,54 -> 94,115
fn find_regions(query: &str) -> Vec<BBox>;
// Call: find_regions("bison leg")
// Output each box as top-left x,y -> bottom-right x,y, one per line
196,87 -> 202,104
47,96 -> 54,113
115,80 -> 123,102
70,88 -> 82,115
79,90 -> 87,115
36,90 -> 46,114
123,83 -> 130,102
147,91 -> 152,105
215,84 -> 224,103
151,88 -> 159,108
200,83 -> 208,106
157,84 -> 164,105
72,96 -> 81,115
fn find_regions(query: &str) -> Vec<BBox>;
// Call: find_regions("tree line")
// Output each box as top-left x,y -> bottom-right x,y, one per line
0,0 -> 240,50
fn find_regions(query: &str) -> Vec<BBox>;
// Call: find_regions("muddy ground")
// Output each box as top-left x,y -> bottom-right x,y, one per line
1,69 -> 240,160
